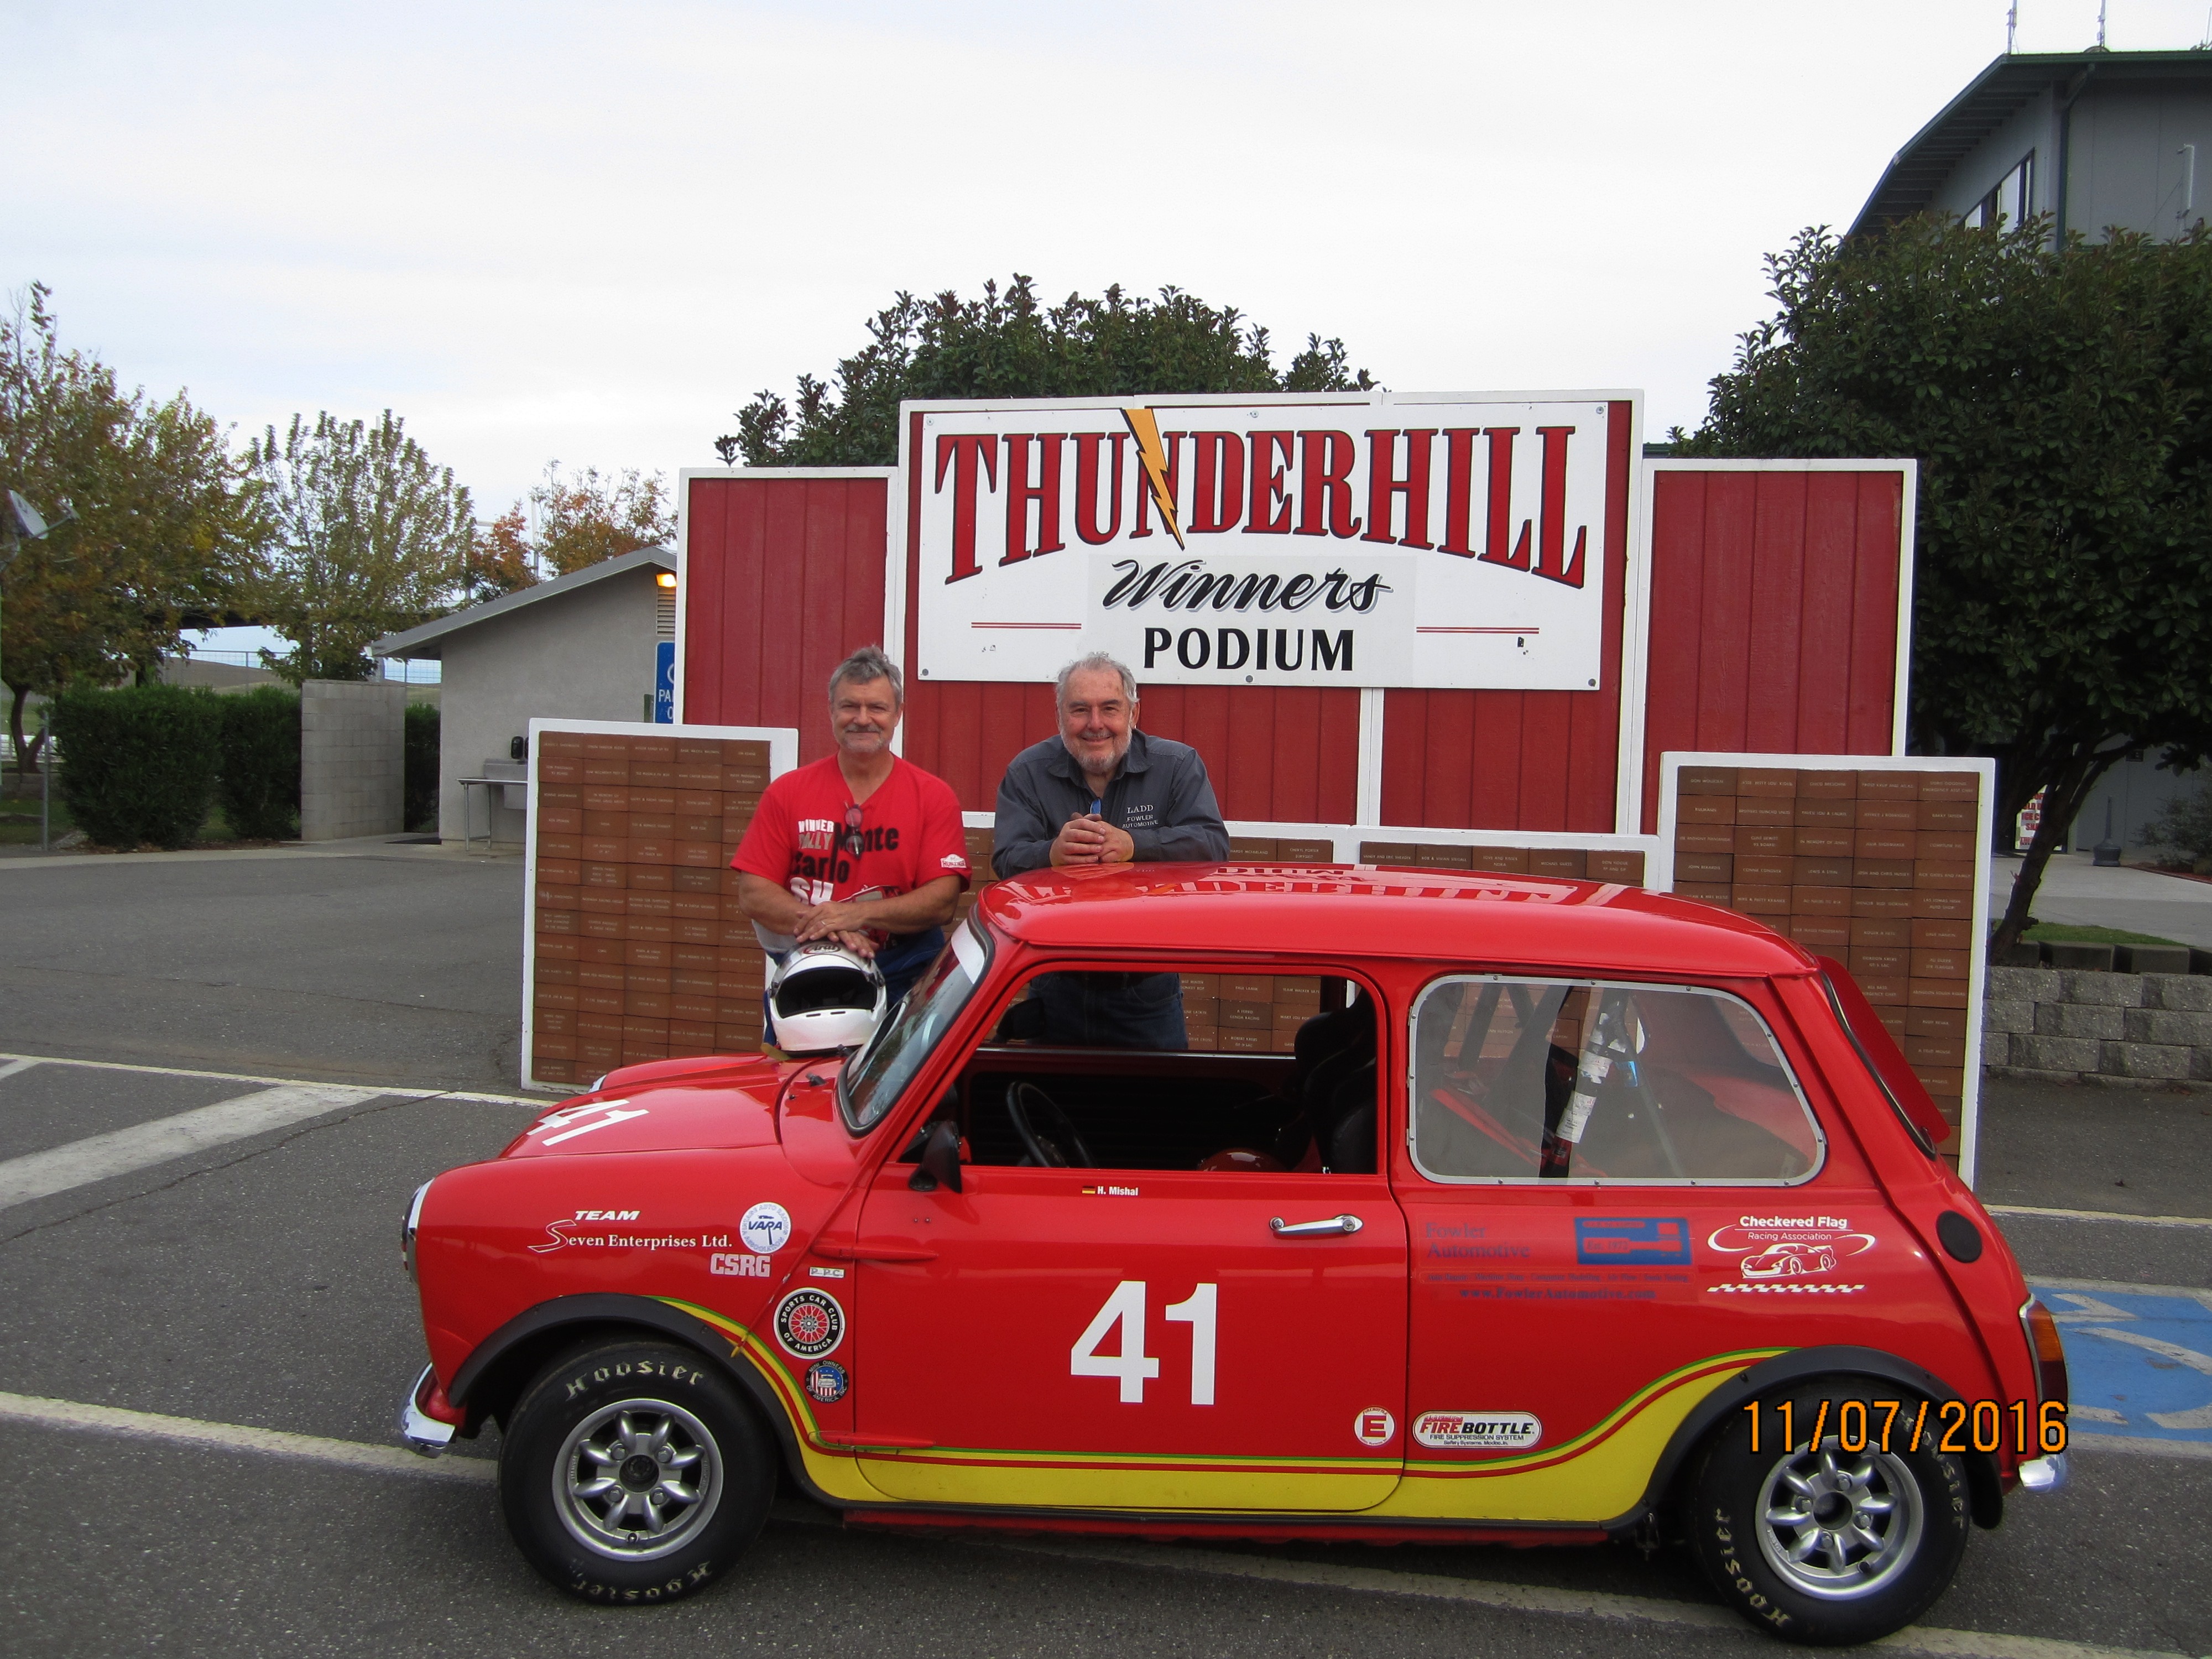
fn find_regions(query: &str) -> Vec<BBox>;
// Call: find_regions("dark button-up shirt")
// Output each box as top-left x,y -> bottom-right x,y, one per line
991,729 -> 1229,878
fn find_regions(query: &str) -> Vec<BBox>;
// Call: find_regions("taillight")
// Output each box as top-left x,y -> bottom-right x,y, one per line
2022,1297 -> 2068,1408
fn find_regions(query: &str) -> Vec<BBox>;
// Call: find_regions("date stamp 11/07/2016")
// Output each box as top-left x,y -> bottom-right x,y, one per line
1743,1397 -> 2067,1458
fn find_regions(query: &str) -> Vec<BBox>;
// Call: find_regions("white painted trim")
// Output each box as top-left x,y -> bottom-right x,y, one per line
520,717 -> 802,1094
896,389 -> 1646,418
1651,749 -> 1996,1185
674,466 -> 899,481
1608,404 -> 1649,835
1637,458 -> 1922,473
1355,688 -> 1385,826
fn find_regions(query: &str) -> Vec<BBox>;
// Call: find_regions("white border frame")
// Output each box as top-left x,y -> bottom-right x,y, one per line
1619,460 -> 1920,836
1651,749 -> 1995,1186
519,716 -> 801,1094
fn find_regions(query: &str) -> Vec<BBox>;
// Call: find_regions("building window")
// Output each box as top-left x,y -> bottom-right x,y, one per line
1966,153 -> 2033,229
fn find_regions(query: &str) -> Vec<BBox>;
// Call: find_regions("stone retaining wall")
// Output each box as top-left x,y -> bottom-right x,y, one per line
1983,965 -> 2212,1086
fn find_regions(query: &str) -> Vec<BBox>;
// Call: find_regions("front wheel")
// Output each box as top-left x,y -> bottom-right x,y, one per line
1687,1380 -> 1969,1645
500,1340 -> 774,1604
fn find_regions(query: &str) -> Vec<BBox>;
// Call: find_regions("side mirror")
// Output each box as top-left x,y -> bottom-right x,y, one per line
908,1119 -> 964,1193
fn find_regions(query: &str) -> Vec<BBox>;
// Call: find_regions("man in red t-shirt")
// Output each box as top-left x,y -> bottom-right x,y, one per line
731,645 -> 970,1009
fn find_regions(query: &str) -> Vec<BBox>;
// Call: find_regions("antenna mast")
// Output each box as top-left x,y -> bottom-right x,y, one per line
2007,2 -> 2017,53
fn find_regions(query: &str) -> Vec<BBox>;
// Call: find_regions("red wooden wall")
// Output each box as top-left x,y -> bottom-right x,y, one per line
1378,400 -> 1635,833
681,474 -> 889,768
1638,468 -> 1906,832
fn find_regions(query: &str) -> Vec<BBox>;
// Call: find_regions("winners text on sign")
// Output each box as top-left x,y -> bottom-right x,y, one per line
909,397 -> 1623,689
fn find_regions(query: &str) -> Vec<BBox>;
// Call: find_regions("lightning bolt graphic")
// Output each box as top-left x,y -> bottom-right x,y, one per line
1121,406 -> 1185,549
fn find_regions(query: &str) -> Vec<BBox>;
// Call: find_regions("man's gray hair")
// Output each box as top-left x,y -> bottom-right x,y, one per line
828,645 -> 904,706
1056,652 -> 1138,707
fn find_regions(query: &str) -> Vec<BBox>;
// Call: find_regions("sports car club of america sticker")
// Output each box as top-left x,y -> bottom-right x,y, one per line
774,1288 -> 844,1358
1413,1411 -> 1542,1451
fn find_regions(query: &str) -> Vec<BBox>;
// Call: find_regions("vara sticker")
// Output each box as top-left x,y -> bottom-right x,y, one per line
804,1360 -> 849,1404
710,1251 -> 772,1278
1413,1411 -> 1542,1450
774,1288 -> 845,1358
1707,1213 -> 1875,1281
740,1201 -> 793,1255
1353,1406 -> 1397,1447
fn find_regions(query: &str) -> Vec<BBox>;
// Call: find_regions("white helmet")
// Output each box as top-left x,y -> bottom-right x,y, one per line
768,941 -> 887,1053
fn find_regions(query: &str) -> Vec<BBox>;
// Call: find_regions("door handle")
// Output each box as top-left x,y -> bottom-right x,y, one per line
814,1241 -> 938,1262
1270,1214 -> 1363,1237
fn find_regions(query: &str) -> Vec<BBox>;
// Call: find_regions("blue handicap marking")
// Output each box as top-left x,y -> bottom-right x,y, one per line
654,640 -> 676,724
2030,1281 -> 2212,1446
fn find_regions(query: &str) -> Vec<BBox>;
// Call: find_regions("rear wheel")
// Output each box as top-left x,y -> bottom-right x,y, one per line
500,1340 -> 774,1604
1687,1380 -> 1969,1645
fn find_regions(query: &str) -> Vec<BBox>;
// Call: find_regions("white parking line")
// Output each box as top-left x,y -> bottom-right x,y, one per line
0,1084 -> 374,1210
0,1390 -> 2186,1659
1988,1203 -> 2212,1229
0,1390 -> 492,1485
0,1050 -> 551,1107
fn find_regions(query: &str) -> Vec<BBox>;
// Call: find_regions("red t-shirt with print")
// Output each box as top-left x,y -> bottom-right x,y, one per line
731,754 -> 970,919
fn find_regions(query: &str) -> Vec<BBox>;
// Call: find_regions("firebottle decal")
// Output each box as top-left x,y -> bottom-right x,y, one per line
1706,1214 -> 1875,1281
804,1361 -> 849,1404
774,1288 -> 846,1358
740,1201 -> 793,1255
1353,1406 -> 1397,1447
1412,1411 -> 1543,1451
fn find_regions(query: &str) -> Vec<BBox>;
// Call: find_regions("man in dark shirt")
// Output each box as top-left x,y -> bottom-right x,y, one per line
993,652 -> 1228,1047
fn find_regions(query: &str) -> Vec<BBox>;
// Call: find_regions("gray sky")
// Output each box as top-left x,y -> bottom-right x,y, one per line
6,0 -> 2208,521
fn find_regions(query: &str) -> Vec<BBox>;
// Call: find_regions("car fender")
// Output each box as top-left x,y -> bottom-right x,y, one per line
1618,1343 -> 2002,1533
443,1291 -> 858,1511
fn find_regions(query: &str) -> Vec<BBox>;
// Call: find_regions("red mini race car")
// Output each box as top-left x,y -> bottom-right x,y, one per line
398,865 -> 2069,1645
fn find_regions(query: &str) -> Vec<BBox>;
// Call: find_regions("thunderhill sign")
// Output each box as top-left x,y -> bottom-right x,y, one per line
907,394 -> 1628,690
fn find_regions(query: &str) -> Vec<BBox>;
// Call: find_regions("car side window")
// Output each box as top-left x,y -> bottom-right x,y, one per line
1409,977 -> 1822,1185
950,968 -> 1380,1174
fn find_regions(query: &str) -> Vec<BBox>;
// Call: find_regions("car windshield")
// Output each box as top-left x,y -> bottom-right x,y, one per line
837,917 -> 990,1133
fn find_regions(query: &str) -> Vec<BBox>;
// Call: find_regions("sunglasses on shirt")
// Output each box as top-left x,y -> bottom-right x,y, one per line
842,803 -> 865,859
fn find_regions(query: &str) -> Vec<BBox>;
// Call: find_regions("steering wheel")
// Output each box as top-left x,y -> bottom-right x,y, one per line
1006,1081 -> 1097,1168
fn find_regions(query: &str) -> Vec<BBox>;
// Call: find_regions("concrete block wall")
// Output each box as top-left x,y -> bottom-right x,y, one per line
300,680 -> 405,842
1984,965 -> 2212,1086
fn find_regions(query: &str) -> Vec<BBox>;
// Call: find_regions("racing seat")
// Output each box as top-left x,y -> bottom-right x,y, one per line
1270,995 -> 1379,1174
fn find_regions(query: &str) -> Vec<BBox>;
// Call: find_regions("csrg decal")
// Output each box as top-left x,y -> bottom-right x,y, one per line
709,1251 -> 771,1278
774,1288 -> 846,1358
1707,1214 -> 1874,1280
1574,1216 -> 1691,1266
1413,1411 -> 1543,1451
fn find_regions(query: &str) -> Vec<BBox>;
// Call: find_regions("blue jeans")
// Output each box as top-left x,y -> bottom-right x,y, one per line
1029,971 -> 1187,1050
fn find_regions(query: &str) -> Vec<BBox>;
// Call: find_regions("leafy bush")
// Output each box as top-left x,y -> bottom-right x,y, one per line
404,701 -> 440,832
215,686 -> 301,840
51,684 -> 222,849
2142,775 -> 2212,873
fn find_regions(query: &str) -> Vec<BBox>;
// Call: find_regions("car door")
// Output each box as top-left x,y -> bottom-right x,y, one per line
850,1159 -> 1406,1511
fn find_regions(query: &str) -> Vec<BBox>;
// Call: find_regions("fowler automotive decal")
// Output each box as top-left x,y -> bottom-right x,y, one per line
1412,1411 -> 1543,1451
909,397 -> 1621,690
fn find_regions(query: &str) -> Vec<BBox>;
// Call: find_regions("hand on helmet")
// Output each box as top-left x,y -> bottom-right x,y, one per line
793,899 -> 886,956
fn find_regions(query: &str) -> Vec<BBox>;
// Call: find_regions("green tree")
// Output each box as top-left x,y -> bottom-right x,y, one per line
244,411 -> 473,682
0,283 -> 259,773
466,463 -> 674,598
720,276 -> 1374,467
1679,218 -> 2212,958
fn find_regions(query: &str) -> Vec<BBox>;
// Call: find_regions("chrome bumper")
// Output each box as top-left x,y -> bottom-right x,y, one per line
2017,1452 -> 2068,1493
399,1363 -> 457,1457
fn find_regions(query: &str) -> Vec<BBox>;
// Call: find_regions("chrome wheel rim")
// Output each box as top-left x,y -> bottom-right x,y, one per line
552,1398 -> 722,1561
1753,1435 -> 1923,1600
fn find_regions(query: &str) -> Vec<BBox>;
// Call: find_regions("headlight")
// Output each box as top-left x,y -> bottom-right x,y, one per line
402,1180 -> 431,1282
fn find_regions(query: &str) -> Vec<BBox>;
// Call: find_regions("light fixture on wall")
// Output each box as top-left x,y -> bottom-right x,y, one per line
655,571 -> 678,589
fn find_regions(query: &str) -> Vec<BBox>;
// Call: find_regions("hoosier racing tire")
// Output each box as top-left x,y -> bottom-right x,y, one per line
500,1339 -> 775,1605
1687,1380 -> 1969,1646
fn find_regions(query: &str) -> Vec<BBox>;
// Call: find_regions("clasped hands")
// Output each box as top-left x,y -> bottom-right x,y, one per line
791,898 -> 886,957
1050,811 -> 1135,867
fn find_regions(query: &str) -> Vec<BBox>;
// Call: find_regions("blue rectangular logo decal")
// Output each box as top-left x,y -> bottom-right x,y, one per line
1575,1217 -> 1691,1265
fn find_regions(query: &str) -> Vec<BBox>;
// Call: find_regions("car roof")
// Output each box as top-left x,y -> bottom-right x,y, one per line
975,863 -> 1815,980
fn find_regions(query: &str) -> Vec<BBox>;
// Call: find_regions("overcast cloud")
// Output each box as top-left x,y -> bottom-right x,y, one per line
4,0 -> 2208,519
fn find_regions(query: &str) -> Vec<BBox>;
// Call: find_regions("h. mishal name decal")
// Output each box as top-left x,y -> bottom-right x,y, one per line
910,397 -> 1623,692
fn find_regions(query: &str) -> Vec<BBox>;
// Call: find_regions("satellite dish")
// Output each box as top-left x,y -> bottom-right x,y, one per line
7,490 -> 49,541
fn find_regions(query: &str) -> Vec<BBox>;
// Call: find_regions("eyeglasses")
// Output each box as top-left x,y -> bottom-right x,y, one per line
842,803 -> 865,859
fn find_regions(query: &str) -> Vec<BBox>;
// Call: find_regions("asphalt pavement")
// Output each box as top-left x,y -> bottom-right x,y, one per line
2,846 -> 2209,1658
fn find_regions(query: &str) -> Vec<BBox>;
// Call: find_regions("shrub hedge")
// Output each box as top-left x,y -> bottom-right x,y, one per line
216,687 -> 302,840
404,702 -> 440,832
51,685 -> 223,849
